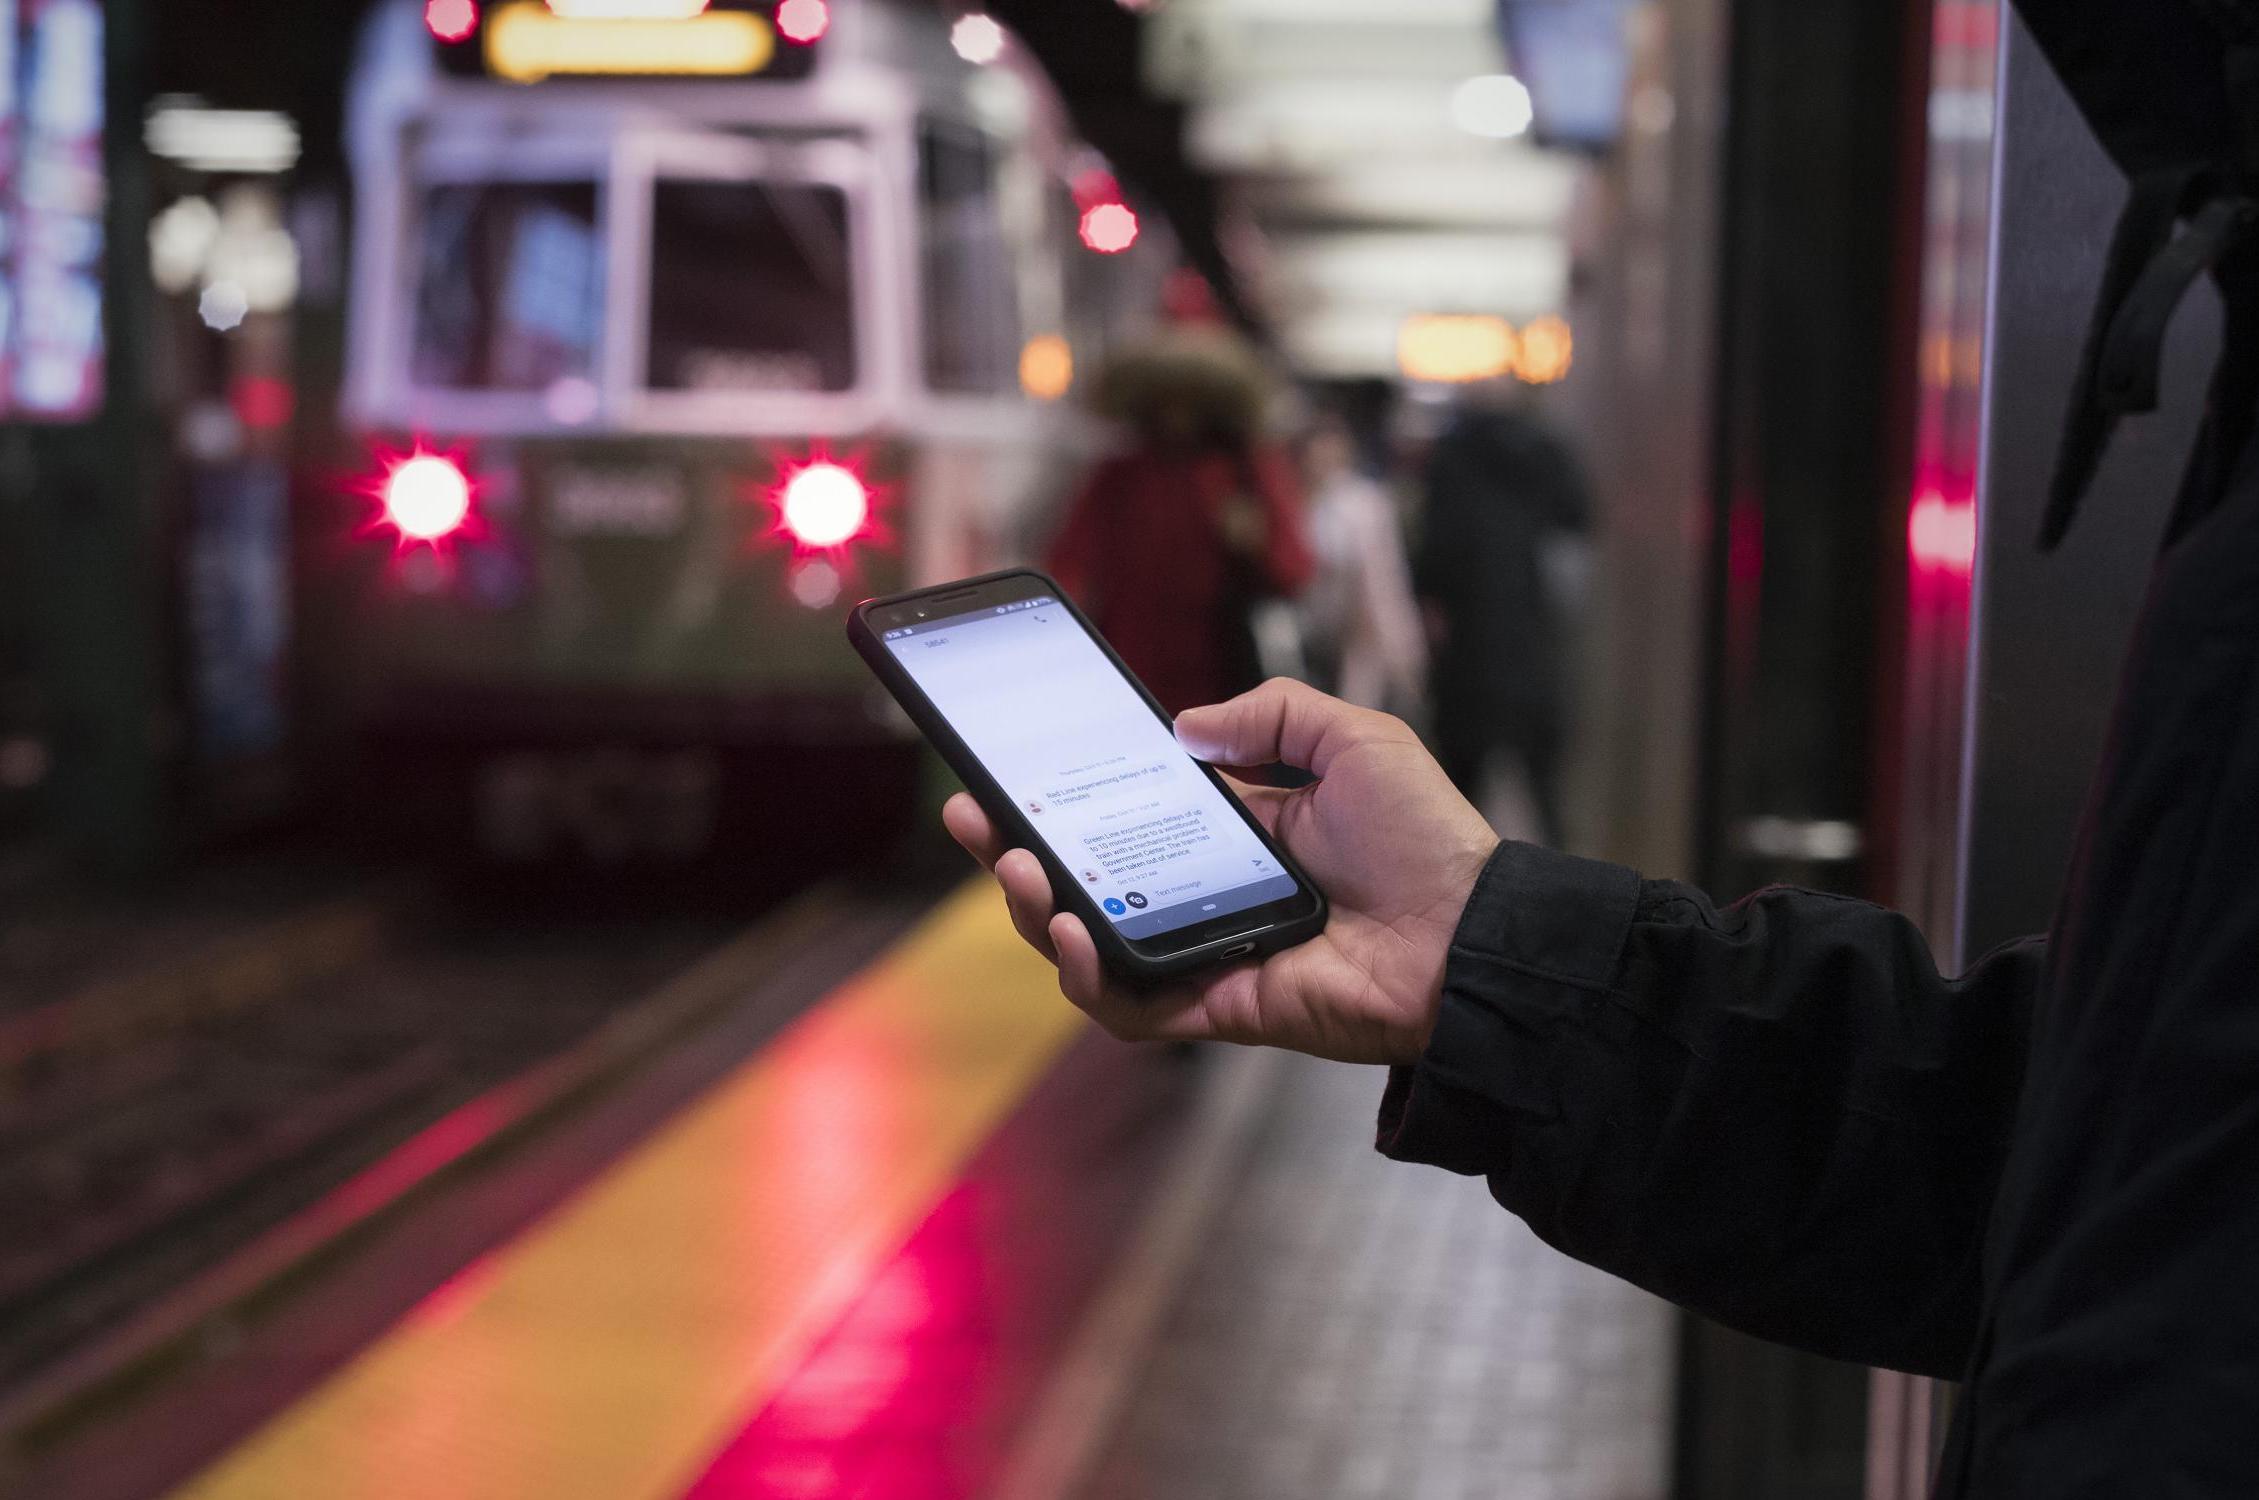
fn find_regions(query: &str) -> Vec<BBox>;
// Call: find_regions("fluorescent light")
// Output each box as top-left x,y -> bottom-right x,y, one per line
1269,230 -> 1566,312
145,106 -> 301,174
1451,74 -> 1534,139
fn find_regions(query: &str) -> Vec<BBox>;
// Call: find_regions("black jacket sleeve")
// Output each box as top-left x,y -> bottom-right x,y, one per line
1378,841 -> 2044,1379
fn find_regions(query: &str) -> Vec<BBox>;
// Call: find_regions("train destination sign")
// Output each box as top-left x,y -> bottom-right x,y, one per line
434,0 -> 826,84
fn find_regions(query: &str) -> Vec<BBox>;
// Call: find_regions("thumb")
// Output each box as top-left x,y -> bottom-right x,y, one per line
1175,678 -> 1401,777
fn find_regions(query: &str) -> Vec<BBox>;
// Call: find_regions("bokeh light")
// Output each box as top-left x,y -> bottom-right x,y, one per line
1078,202 -> 1139,254
384,454 -> 474,543
951,13 -> 1007,65
1514,315 -> 1574,384
776,0 -> 829,43
1018,334 -> 1075,401
780,462 -> 869,549
425,0 -> 479,42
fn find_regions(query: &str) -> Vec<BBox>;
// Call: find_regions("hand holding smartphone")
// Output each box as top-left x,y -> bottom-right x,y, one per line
849,570 -> 1327,984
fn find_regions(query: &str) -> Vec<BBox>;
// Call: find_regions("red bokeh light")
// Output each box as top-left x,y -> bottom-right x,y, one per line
1079,202 -> 1140,255
382,453 -> 474,544
1161,266 -> 1222,325
762,449 -> 889,560
1909,489 -> 1978,576
776,0 -> 830,43
425,0 -> 479,42
1070,169 -> 1121,211
230,375 -> 296,431
780,462 -> 869,549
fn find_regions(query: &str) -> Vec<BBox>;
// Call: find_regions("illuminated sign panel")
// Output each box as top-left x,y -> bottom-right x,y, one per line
1397,315 -> 1517,384
486,3 -> 773,82
1397,314 -> 1574,386
546,0 -> 711,16
437,0 -> 819,82
1,0 -> 106,422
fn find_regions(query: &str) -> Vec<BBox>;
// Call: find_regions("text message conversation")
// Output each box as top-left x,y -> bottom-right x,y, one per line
888,598 -> 1300,940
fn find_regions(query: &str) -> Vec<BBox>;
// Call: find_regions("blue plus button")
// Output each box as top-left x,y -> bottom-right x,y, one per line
1102,897 -> 1128,916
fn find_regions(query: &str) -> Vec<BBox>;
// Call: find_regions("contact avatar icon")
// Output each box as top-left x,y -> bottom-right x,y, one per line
1082,870 -> 1101,883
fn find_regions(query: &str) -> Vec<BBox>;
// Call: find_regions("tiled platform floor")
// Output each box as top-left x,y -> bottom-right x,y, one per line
1073,1054 -> 1673,1500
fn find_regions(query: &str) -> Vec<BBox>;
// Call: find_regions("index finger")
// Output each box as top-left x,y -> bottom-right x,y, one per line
942,793 -> 1008,871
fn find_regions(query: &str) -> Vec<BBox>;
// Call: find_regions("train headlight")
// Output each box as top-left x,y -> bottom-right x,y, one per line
780,462 -> 868,549
384,454 -> 474,542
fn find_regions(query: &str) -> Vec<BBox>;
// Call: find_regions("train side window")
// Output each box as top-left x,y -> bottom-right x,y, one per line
919,124 -> 1020,395
412,181 -> 603,392
645,179 -> 857,394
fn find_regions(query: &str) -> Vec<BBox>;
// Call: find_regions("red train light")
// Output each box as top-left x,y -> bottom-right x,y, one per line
776,0 -> 829,44
425,0 -> 479,42
1908,489 -> 1978,576
384,454 -> 474,542
780,461 -> 869,549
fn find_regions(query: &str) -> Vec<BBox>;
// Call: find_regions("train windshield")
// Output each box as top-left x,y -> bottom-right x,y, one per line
412,180 -> 604,392
646,179 -> 856,394
920,127 -> 1019,394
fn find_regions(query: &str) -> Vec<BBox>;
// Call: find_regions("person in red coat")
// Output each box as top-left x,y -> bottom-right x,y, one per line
1046,332 -> 1314,718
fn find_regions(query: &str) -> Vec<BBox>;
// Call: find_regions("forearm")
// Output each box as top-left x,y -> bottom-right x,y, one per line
1380,842 -> 2044,1377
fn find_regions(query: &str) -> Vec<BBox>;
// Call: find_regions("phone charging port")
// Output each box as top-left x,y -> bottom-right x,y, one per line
1220,941 -> 1257,961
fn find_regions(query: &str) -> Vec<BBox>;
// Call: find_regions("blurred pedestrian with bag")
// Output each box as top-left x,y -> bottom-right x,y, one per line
1046,330 -> 1314,718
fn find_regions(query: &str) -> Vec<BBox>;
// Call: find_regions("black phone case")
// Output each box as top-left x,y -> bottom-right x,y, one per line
848,568 -> 1328,986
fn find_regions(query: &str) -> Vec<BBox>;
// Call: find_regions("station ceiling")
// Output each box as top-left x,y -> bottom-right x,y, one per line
959,0 -> 1587,376
151,0 -> 1606,378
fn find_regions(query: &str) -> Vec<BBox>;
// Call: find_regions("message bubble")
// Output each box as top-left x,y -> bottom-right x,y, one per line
1081,809 -> 1217,881
1044,761 -> 1172,808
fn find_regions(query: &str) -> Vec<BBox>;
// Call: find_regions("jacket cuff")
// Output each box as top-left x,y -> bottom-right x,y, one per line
1376,841 -> 1640,1175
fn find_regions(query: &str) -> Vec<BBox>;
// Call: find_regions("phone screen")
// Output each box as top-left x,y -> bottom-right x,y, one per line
883,593 -> 1303,944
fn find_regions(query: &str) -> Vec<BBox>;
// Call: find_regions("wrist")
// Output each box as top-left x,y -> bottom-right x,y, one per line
1397,835 -> 1500,1066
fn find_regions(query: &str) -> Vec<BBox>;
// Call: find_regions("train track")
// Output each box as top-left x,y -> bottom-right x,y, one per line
0,872 -> 889,1458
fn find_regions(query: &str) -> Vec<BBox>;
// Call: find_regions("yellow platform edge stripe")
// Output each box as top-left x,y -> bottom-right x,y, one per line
170,882 -> 1083,1500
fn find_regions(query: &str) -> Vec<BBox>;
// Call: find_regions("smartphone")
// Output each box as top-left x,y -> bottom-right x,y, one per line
849,569 -> 1328,985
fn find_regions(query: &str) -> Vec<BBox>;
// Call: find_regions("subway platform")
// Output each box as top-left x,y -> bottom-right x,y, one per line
9,885 -> 1672,1500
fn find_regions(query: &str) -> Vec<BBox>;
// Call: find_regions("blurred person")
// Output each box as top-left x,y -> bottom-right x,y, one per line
946,0 -> 2259,1491
1045,331 -> 1313,718
1295,412 -> 1426,714
1416,381 -> 1593,846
